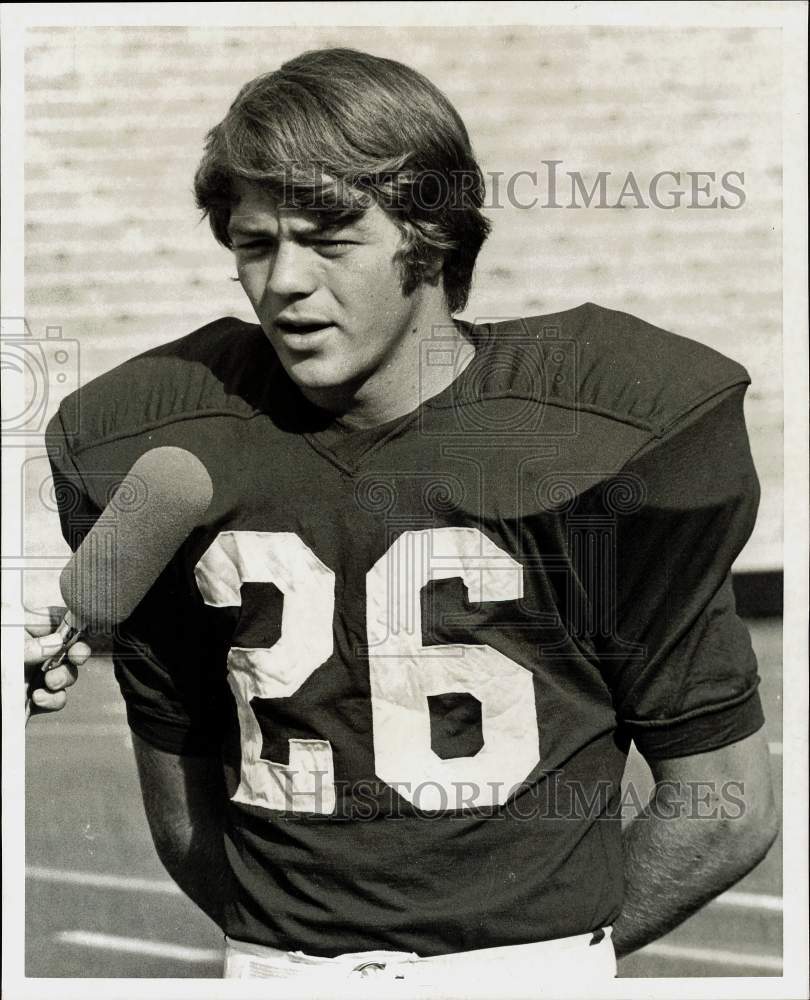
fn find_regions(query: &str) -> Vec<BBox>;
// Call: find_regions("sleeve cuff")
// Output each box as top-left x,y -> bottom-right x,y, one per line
123,703 -> 220,757
625,686 -> 765,760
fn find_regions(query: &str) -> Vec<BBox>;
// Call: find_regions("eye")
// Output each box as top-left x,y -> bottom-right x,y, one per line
233,239 -> 275,256
308,239 -> 355,255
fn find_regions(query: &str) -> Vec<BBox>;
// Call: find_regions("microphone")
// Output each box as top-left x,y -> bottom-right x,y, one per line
26,446 -> 214,721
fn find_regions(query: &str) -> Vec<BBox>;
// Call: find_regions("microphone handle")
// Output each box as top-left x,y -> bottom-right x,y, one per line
25,611 -> 83,724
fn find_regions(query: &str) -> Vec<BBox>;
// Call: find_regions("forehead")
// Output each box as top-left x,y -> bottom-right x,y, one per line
228,178 -> 372,235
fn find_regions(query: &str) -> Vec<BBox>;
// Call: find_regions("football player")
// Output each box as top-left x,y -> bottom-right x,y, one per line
37,48 -> 778,991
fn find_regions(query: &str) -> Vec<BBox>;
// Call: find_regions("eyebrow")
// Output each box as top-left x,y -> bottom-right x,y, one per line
228,222 -> 280,238
228,209 -> 368,241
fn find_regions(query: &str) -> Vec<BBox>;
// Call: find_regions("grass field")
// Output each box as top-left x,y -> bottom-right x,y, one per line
24,618 -> 782,980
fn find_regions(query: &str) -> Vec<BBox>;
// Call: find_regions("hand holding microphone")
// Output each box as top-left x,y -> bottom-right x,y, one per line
25,446 -> 214,723
24,607 -> 91,715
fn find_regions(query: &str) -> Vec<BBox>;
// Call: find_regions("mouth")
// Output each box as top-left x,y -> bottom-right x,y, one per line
274,317 -> 333,335
272,318 -> 335,350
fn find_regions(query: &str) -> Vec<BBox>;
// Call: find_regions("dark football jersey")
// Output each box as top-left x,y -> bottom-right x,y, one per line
46,302 -> 764,957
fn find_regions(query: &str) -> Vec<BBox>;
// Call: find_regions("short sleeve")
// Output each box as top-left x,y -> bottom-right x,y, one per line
45,410 -> 100,551
45,408 -> 228,757
592,384 -> 764,759
111,568 -> 231,756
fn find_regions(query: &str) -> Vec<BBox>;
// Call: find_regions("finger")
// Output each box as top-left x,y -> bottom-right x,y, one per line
67,641 -> 92,667
31,687 -> 67,712
25,606 -> 68,636
24,631 -> 63,666
44,663 -> 79,691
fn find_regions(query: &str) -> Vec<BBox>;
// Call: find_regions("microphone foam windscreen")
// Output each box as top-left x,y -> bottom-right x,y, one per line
59,446 -> 214,630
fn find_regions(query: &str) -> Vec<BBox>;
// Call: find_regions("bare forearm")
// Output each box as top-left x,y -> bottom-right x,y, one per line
152,815 -> 235,929
132,734 -> 237,930
612,779 -> 778,958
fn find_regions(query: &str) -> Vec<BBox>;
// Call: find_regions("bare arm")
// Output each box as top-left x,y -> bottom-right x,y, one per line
132,733 -> 237,930
612,728 -> 779,958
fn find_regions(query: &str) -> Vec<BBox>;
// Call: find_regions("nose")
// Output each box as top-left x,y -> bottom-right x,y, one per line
265,240 -> 318,299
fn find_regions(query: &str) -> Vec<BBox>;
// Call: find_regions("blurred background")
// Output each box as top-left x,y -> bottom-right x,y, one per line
21,23 -> 782,980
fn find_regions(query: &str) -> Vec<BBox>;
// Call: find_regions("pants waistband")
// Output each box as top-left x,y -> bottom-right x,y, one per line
224,927 -> 616,992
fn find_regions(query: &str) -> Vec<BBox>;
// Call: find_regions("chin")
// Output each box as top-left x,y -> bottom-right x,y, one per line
283,357 -> 353,391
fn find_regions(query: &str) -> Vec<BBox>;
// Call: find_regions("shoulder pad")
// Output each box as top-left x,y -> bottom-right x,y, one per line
54,317 -> 274,455
448,303 -> 750,436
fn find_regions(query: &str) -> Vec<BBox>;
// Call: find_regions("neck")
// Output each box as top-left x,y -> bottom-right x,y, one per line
299,301 -> 475,430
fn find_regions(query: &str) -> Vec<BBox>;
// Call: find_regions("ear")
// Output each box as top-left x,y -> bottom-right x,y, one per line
424,254 -> 444,283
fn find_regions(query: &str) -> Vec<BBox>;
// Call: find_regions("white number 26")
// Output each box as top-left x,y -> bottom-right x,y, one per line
195,528 -> 540,814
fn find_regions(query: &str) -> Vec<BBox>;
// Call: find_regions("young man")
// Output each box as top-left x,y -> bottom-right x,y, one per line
37,48 -> 778,990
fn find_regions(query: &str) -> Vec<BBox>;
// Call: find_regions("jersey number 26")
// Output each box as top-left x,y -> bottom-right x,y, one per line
195,527 -> 540,813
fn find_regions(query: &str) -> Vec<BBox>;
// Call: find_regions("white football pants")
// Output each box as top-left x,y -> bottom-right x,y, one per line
223,927 -> 617,997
